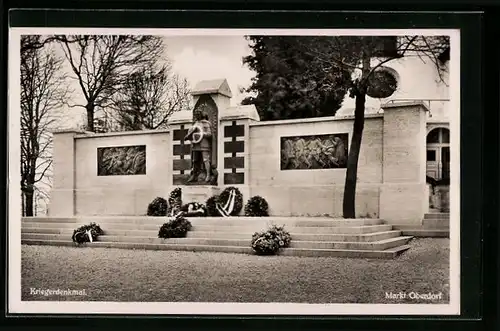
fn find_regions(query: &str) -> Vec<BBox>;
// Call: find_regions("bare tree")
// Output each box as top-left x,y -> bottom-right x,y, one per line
58,35 -> 164,132
304,35 -> 450,218
20,35 -> 68,216
112,60 -> 191,131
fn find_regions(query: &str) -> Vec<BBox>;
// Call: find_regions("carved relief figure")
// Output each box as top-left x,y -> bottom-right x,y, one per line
280,134 -> 348,170
184,111 -> 214,184
97,145 -> 146,176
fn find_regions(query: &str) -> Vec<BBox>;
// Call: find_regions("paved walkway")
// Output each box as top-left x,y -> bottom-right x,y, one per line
21,238 -> 450,304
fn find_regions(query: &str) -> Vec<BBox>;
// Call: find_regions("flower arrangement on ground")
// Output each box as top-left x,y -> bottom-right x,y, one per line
72,222 -> 104,244
158,214 -> 193,239
251,225 -> 292,255
244,195 -> 270,216
147,197 -> 169,216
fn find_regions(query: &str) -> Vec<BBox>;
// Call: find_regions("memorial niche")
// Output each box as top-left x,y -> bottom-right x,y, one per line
184,98 -> 219,185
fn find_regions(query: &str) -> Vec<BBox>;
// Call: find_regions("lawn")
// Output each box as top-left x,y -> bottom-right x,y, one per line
21,238 -> 450,304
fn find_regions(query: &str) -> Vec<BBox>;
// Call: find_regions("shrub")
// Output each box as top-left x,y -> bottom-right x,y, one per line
72,222 -> 104,244
168,187 -> 182,216
180,202 -> 207,217
251,225 -> 291,255
147,197 -> 169,216
218,186 -> 243,216
244,196 -> 270,216
158,215 -> 192,239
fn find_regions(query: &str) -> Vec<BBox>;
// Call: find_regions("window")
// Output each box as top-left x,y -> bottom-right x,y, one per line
427,128 -> 450,144
427,129 -> 440,143
442,129 -> 450,143
427,150 -> 436,161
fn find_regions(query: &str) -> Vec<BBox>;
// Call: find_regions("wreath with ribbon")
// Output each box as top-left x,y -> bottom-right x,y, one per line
205,187 -> 243,217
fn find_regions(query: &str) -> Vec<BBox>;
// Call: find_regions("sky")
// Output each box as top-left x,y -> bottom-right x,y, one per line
55,35 -> 256,129
163,35 -> 255,106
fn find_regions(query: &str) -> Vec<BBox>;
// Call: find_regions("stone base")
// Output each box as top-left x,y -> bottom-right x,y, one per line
182,186 -> 221,204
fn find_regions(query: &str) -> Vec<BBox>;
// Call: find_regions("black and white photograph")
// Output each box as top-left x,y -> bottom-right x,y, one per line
8,28 -> 460,315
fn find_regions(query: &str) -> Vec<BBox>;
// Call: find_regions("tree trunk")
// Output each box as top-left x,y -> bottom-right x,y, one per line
342,92 -> 366,218
24,188 -> 34,217
21,191 -> 25,217
86,104 -> 95,132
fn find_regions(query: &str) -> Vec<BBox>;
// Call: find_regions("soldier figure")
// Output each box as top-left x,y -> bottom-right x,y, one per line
184,112 -> 213,183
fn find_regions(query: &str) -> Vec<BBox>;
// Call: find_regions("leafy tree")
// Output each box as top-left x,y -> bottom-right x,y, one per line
58,35 -> 164,132
20,35 -> 68,216
112,61 -> 191,131
303,35 -> 450,218
242,36 -> 352,121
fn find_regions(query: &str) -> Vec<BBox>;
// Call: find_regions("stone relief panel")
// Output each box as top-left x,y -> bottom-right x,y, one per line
280,133 -> 348,170
97,145 -> 146,176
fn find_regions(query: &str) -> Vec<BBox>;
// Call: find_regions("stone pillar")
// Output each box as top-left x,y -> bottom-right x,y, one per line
379,102 -> 429,225
48,129 -> 85,216
218,105 -> 260,214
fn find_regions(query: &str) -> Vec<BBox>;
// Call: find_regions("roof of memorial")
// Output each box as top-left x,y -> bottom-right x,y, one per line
191,79 -> 233,98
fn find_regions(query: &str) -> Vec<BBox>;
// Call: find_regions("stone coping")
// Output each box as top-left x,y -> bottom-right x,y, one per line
381,101 -> 430,111
249,113 -> 383,127
73,128 -> 171,139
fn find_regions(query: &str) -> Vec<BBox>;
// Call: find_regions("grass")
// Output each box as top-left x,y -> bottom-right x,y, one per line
21,238 -> 449,303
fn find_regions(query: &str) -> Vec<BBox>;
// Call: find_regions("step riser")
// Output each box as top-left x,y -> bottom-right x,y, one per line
21,240 -> 411,258
423,214 -> 450,220
290,231 -> 401,242
21,234 -> 252,247
280,245 -> 411,259
22,224 -> 394,236
400,230 -> 449,238
422,220 -> 449,229
290,238 -> 411,250
22,234 -> 410,250
21,228 -> 73,234
287,225 -> 393,234
21,240 -> 253,254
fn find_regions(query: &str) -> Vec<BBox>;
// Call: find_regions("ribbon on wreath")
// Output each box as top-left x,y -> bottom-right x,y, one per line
215,189 -> 236,217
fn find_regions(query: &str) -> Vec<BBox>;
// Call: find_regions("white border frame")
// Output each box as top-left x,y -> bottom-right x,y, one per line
8,28 -> 461,315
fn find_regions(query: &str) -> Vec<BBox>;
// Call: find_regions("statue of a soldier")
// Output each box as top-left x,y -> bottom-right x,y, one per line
184,111 -> 214,184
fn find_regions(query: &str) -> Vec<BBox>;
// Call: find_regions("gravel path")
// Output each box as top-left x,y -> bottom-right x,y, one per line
21,238 -> 450,303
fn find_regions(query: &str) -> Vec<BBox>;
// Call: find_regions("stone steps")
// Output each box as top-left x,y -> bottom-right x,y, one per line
391,212 -> 450,238
22,216 -> 383,227
21,216 -> 413,259
423,213 -> 450,220
280,245 -> 412,259
397,229 -> 449,238
21,233 -> 411,251
289,236 -> 412,250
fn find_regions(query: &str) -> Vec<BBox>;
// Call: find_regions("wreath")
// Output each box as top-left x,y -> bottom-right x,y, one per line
205,195 -> 221,216
158,215 -> 192,239
168,187 -> 183,216
147,197 -> 169,216
72,222 -> 104,244
244,196 -> 270,216
218,186 -> 243,216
